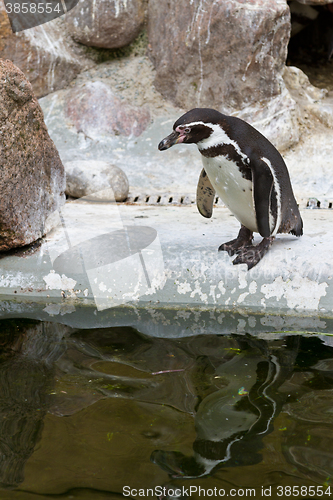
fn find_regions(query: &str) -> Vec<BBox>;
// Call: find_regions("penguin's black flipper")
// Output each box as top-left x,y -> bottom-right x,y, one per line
251,158 -> 274,238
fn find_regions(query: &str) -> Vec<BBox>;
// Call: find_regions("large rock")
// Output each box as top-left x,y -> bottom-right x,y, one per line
148,0 -> 290,112
234,87 -> 300,151
65,0 -> 146,48
0,59 -> 65,251
284,65 -> 333,129
0,5 -> 92,98
65,81 -> 151,139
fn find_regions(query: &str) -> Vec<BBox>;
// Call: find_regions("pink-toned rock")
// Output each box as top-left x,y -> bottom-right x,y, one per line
65,81 -> 151,138
148,0 -> 290,113
0,59 -> 65,251
0,5 -> 91,98
65,0 -> 146,48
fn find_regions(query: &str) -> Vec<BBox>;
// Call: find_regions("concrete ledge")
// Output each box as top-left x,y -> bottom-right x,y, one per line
0,201 -> 332,334
1,298 -> 332,338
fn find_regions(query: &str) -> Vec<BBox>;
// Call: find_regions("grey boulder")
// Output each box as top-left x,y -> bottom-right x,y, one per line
64,161 -> 129,201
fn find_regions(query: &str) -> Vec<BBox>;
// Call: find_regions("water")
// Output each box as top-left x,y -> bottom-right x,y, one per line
1,318 -> 333,499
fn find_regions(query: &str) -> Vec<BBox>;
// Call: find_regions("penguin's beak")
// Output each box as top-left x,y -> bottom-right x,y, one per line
158,131 -> 181,151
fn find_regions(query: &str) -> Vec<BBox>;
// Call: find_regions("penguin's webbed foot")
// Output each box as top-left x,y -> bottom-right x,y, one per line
232,237 -> 275,270
218,225 -> 253,256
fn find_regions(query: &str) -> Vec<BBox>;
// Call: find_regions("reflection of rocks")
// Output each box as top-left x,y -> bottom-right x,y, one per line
53,327 -> 200,414
64,160 -> 129,201
0,359 -> 48,488
283,425 -> 333,481
0,6 -> 91,98
0,60 -> 65,251
288,444 -> 333,479
281,337 -> 333,482
66,81 -> 151,139
285,389 -> 333,423
65,0 -> 147,48
0,320 -> 67,488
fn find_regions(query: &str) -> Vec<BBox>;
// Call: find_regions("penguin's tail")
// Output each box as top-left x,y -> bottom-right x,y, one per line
290,215 -> 303,237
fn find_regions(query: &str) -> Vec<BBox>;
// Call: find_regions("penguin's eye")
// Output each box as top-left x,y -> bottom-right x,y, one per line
184,127 -> 191,133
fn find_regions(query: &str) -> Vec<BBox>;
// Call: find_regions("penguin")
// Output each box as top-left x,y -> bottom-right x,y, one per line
158,108 -> 303,269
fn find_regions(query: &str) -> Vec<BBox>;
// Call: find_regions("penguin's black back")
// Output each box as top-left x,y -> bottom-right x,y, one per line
176,109 -> 303,237
223,115 -> 303,237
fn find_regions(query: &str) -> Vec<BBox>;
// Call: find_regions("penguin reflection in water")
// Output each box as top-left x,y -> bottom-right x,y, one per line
159,108 -> 303,269
151,336 -> 300,480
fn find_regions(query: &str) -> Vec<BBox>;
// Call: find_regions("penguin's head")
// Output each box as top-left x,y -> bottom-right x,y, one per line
158,108 -> 224,150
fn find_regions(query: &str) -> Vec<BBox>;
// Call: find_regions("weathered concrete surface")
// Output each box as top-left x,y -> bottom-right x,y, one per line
65,0 -> 146,48
0,203 -> 332,337
0,59 -> 65,251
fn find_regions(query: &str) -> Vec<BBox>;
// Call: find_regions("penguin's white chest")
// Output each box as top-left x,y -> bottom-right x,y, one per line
202,155 -> 258,233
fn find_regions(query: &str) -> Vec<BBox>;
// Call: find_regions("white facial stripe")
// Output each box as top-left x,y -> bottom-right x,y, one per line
261,157 -> 282,236
180,121 -> 206,127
